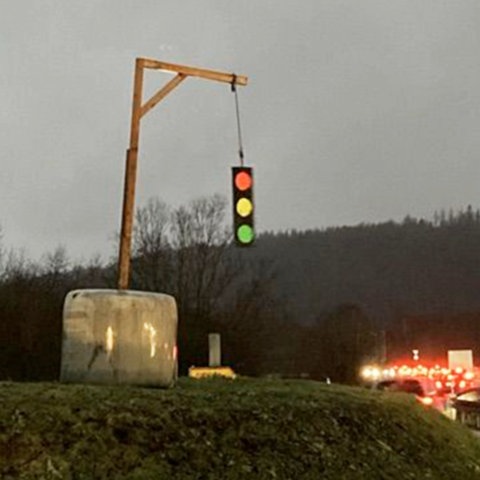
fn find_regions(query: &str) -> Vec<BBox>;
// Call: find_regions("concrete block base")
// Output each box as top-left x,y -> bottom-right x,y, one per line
60,289 -> 178,387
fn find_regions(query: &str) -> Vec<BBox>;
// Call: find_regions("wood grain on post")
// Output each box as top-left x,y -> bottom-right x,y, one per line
117,60 -> 144,290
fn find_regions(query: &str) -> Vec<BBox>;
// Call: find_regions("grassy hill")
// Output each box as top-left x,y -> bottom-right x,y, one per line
1,378 -> 480,479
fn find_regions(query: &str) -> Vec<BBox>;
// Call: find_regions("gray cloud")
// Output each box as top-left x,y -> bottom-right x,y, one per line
1,0 -> 480,260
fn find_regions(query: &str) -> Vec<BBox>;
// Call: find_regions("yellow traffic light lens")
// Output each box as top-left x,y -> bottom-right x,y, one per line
236,198 -> 253,217
234,171 -> 252,191
237,225 -> 254,244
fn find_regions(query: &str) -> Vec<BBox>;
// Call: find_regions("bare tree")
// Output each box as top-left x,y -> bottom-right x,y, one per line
129,194 -> 282,374
3,247 -> 39,282
132,198 -> 172,291
43,245 -> 69,274
129,194 -> 240,371
170,194 -> 234,319
40,245 -> 70,293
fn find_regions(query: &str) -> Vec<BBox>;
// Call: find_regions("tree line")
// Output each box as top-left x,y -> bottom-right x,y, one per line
255,206 -> 480,325
1,200 -> 480,384
0,195 -> 301,381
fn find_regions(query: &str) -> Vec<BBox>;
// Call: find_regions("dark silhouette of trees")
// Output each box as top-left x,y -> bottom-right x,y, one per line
131,195 -> 229,372
295,304 -> 378,383
131,197 -> 171,292
2,204 -> 480,382
255,206 -> 480,326
0,244 -> 110,381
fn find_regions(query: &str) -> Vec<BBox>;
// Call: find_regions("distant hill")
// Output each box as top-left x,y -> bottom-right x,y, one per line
253,208 -> 480,325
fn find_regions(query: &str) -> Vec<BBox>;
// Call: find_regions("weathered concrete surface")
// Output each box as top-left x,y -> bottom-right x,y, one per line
60,289 -> 177,387
208,333 -> 221,367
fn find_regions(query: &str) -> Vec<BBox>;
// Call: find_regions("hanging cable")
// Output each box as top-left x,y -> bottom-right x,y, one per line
231,74 -> 245,167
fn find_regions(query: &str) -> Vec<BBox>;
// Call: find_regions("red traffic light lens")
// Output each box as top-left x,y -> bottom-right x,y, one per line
234,171 -> 252,191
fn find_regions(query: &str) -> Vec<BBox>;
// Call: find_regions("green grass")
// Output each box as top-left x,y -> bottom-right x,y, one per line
1,378 -> 480,479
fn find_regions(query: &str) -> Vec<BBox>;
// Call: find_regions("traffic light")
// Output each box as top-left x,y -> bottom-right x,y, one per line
232,166 -> 254,246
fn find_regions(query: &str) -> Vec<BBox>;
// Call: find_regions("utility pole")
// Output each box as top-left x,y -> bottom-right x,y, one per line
117,58 -> 248,290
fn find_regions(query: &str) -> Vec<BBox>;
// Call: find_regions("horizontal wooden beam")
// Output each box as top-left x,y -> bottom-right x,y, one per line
138,58 -> 248,86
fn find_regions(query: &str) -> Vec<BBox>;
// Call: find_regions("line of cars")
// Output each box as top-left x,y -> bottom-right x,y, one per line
371,365 -> 480,425
374,376 -> 447,411
448,388 -> 480,427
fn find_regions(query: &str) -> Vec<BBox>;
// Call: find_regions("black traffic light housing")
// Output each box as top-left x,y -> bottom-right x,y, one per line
232,166 -> 254,246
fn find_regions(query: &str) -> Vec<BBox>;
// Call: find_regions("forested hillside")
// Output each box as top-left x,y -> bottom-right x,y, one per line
1,199 -> 480,383
255,207 -> 480,325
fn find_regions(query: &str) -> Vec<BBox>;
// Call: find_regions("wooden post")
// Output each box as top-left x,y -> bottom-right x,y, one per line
116,58 -> 248,290
118,59 -> 144,290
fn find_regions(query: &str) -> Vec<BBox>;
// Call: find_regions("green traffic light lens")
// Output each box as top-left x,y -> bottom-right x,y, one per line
236,198 -> 253,217
237,225 -> 254,244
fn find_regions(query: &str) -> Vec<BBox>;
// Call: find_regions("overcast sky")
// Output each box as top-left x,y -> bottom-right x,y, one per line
2,1 -> 480,261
